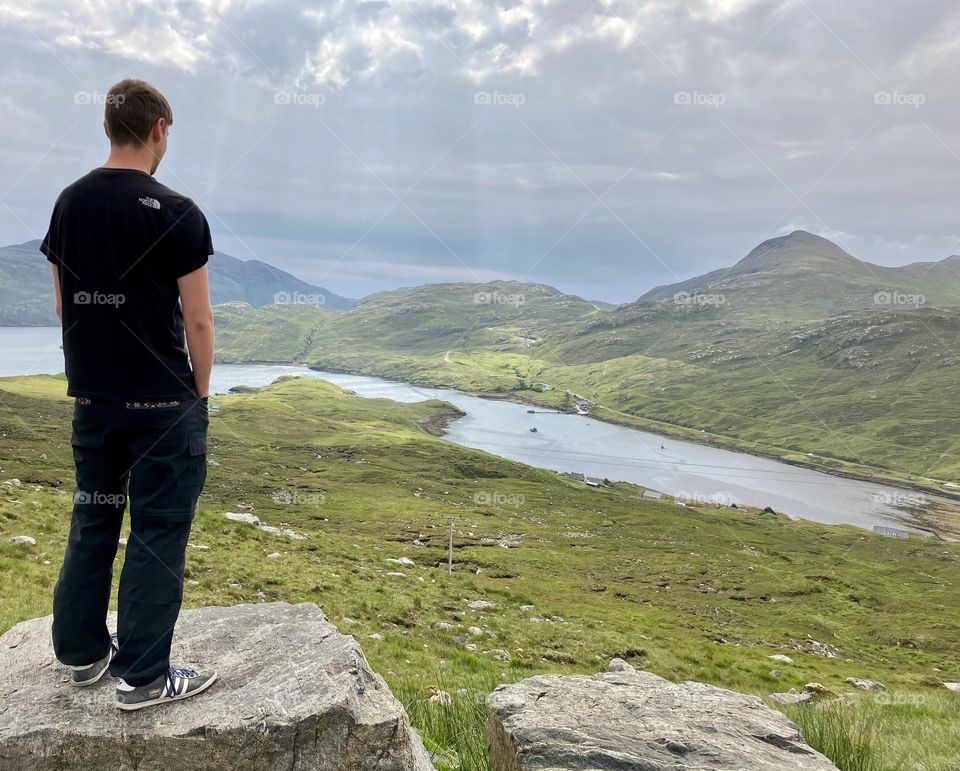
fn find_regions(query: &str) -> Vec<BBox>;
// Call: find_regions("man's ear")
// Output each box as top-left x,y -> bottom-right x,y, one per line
152,117 -> 166,144
103,120 -> 111,141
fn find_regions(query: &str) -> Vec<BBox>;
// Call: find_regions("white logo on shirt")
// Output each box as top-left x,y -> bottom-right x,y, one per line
139,196 -> 160,210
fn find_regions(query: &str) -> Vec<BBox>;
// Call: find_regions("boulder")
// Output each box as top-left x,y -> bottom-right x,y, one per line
844,677 -> 885,691
486,663 -> 838,770
0,602 -> 434,771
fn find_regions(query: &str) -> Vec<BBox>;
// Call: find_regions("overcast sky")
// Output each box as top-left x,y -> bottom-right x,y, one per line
1,0 -> 959,302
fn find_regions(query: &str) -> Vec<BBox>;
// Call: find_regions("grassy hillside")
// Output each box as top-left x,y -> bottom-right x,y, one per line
1,374 -> 958,769
640,230 -> 960,321
214,285 -> 960,499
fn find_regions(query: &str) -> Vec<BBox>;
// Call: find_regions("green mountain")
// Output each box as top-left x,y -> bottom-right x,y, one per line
0,239 -> 353,326
213,233 -> 960,493
640,230 -> 960,320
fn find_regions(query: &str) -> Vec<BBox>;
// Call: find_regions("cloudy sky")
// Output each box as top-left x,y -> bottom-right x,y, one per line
1,0 -> 959,302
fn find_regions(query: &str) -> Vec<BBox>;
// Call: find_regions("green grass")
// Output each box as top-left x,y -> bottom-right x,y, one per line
1,374 -> 959,769
212,287 -> 960,531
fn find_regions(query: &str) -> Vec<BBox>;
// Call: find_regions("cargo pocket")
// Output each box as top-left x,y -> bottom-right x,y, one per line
178,431 -> 208,515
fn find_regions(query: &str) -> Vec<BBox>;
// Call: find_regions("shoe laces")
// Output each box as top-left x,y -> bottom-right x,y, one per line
169,666 -> 200,679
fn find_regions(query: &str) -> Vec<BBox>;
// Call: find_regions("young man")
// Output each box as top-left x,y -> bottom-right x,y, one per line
42,79 -> 218,710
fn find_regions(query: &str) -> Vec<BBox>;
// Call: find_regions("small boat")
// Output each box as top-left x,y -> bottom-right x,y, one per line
526,409 -> 535,414
529,427 -> 538,433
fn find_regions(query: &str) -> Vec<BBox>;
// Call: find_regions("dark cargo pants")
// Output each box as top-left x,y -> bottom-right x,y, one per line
52,395 -> 208,686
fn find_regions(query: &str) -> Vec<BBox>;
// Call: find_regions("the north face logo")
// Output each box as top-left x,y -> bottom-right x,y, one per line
139,196 -> 160,210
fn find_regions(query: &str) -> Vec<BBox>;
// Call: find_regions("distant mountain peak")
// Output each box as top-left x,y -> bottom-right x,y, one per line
734,230 -> 858,274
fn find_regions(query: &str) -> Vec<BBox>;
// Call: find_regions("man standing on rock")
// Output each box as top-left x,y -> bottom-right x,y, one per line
42,79 -> 218,710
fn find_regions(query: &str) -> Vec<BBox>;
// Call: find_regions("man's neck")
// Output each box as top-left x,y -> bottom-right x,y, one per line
102,147 -> 156,175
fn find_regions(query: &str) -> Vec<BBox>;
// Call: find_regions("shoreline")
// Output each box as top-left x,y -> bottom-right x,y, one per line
203,357 -> 958,538
284,362 -> 959,540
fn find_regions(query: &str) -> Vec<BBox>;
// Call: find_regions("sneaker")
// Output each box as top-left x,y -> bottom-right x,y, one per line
68,633 -> 118,687
116,666 -> 217,711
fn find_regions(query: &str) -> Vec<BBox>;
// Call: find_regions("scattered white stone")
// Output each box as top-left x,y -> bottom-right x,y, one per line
368,633 -> 384,641
266,552 -> 282,560
187,543 -> 210,551
529,616 -> 543,623
187,580 -> 200,586
387,557 -> 416,567
486,630 -> 497,639
769,690 -> 812,705
803,683 -> 832,695
386,571 -> 406,578
519,604 -> 536,611
118,538 -> 127,548
608,658 -> 635,673
467,626 -> 483,636
489,649 -> 511,662
8,536 -> 35,546
225,511 -> 260,526
770,670 -> 785,678
465,643 -> 478,651
225,512 -> 306,540
797,639 -> 839,659
467,600 -> 495,610
340,617 -> 357,625
428,688 -> 452,706
433,622 -> 455,632
845,677 -> 885,691
943,682 -> 960,692
768,654 -> 794,664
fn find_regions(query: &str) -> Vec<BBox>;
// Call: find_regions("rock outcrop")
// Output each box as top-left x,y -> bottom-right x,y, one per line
0,602 -> 434,771
485,660 -> 839,770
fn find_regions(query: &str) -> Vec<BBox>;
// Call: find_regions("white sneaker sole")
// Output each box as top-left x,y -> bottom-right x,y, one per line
116,672 -> 218,711
70,647 -> 116,687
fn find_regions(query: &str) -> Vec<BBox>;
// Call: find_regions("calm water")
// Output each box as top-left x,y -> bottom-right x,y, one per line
1,327 -> 942,532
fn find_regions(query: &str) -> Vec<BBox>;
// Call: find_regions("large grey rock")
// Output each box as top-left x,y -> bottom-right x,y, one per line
0,602 -> 434,771
485,663 -> 839,770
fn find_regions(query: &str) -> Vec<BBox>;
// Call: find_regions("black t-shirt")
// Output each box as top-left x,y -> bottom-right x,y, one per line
40,168 -> 213,400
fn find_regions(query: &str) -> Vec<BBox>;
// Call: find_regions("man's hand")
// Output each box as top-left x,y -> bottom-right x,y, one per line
177,265 -> 214,397
51,264 -> 62,323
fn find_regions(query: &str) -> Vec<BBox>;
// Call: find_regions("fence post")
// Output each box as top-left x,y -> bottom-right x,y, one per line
448,518 -> 453,574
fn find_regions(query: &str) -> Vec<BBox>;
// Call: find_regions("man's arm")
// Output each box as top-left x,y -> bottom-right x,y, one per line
51,264 -> 62,323
177,264 -> 214,398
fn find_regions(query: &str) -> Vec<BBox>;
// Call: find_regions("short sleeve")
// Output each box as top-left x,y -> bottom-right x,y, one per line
39,199 -> 60,265
167,198 -> 214,279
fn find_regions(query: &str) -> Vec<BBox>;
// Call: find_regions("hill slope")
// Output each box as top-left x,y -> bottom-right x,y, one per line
213,235 -> 960,490
2,374 -> 959,769
639,230 -> 960,320
0,240 -> 353,325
